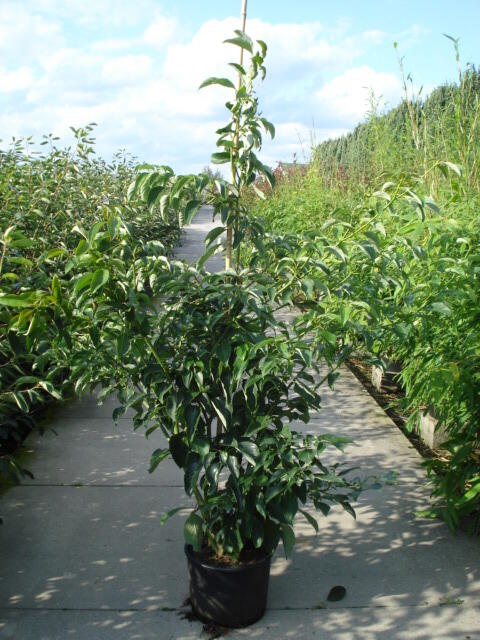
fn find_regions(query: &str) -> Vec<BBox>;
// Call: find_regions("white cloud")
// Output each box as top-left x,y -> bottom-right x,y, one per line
91,38 -> 135,53
0,9 -> 408,172
142,14 -> 178,47
314,66 -> 403,126
0,3 -> 64,65
22,0 -> 159,29
0,66 -> 34,93
101,55 -> 154,86
361,30 -> 388,45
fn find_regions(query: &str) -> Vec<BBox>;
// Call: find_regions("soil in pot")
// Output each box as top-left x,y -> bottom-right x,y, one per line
185,544 -> 271,628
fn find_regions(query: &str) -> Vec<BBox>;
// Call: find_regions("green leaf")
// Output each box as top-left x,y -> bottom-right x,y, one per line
169,434 -> 188,468
51,275 -> 62,302
252,184 -> 266,199
38,380 -> 62,400
211,152 -> 230,165
212,400 -> 228,428
298,448 -> 315,464
184,200 -> 202,225
90,269 -> 109,295
11,392 -> 29,412
326,245 -> 346,263
260,117 -> 275,139
10,237 -> 34,249
196,244 -> 219,270
206,461 -> 221,488
73,272 -> 94,294
15,376 -> 40,386
228,62 -> 246,75
280,524 -> 295,558
438,161 -> 462,177
204,226 -> 225,247
184,512 -> 203,551
339,500 -> 356,519
199,77 -> 236,90
321,434 -> 352,451
213,341 -> 231,364
429,301 -> 452,316
256,39 -> 267,56
301,278 -> 314,299
184,457 -> 202,495
107,216 -> 122,239
457,480 -> 480,506
0,293 -> 36,308
280,492 -> 298,524
116,334 -> 129,358
252,518 -> 264,549
8,256 -> 34,267
237,441 -> 259,465
424,196 -> 440,213
192,436 -> 210,458
185,405 -> 200,439
160,506 -> 183,526
255,496 -> 267,519
265,483 -> 283,503
149,448 -> 170,473
261,164 -> 275,189
299,508 -> 319,533
224,31 -> 253,54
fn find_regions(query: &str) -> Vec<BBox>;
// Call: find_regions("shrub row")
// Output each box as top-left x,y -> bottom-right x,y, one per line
0,127 -> 180,484
249,165 -> 480,530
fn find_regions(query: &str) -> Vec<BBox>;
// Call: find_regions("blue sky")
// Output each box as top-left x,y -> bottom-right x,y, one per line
0,1 -> 478,173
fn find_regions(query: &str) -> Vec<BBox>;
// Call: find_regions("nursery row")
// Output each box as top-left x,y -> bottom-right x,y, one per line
247,48 -> 480,530
249,168 -> 479,531
0,127 -> 182,484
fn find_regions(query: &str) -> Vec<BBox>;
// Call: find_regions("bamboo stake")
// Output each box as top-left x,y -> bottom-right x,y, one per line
225,0 -> 248,271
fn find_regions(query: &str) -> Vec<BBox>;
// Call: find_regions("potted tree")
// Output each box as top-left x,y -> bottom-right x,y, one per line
113,264 -> 368,627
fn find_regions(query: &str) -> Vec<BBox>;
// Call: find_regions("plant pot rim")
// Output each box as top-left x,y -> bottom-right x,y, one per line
184,544 -> 271,573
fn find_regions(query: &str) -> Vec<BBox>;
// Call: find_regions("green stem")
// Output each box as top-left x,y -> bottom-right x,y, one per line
193,486 -> 204,507
144,336 -> 167,372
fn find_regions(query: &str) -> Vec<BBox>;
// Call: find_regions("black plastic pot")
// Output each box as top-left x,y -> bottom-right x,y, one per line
185,544 -> 271,628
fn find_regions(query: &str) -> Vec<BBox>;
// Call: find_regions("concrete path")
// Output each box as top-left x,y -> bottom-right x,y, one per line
1,207 -> 479,639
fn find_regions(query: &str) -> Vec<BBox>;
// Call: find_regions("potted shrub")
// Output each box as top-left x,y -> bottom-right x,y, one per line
113,265 -> 371,627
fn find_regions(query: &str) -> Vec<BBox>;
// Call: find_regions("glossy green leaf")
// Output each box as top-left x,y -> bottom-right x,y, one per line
211,152 -> 230,165
223,31 -> 253,53
299,508 -> 319,532
149,448 -> 170,473
90,269 -> 109,294
169,434 -> 188,468
199,77 -> 236,90
0,293 -> 35,308
160,506 -> 183,526
280,524 -> 295,558
237,440 -> 259,465
184,512 -> 203,551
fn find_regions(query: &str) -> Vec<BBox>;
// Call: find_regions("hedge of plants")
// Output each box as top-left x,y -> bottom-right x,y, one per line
315,38 -> 480,195
248,50 -> 480,531
0,125 -> 182,484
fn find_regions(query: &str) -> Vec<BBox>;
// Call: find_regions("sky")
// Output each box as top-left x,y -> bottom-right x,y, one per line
0,0 -> 479,174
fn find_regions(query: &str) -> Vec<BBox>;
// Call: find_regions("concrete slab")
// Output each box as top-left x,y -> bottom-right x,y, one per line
1,483 -> 478,616
0,486 -> 192,611
1,607 -> 480,640
20,419 -> 181,487
175,206 -> 225,271
52,393 -> 133,420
